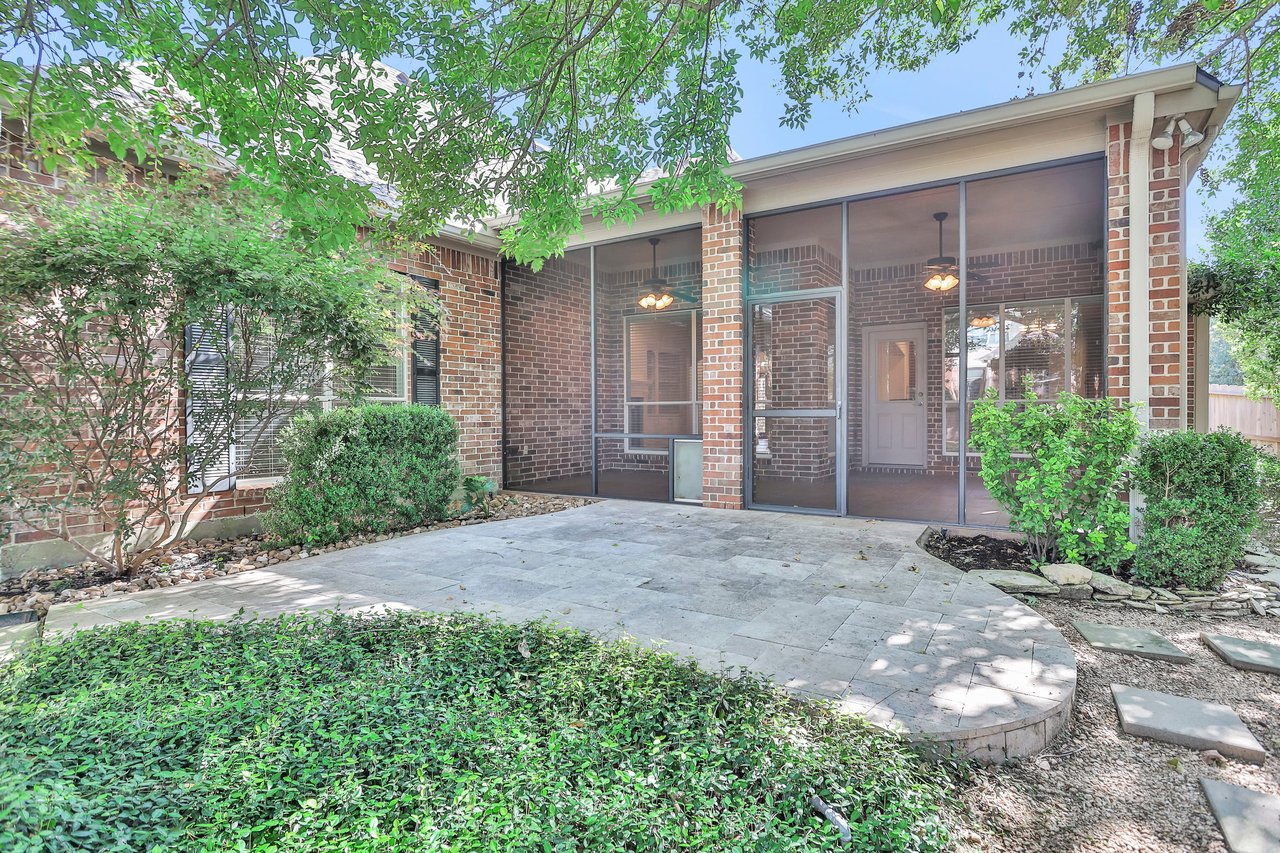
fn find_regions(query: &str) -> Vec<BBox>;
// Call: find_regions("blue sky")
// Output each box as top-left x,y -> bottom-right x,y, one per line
727,25 -> 1227,259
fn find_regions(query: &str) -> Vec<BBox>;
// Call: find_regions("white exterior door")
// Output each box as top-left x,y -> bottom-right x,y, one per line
865,325 -> 927,466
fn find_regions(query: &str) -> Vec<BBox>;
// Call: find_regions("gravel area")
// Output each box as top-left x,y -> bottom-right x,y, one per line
957,599 -> 1280,852
2,491 -> 593,615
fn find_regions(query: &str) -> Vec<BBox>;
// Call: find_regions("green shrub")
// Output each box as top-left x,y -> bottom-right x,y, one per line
969,388 -> 1140,569
1132,429 -> 1262,589
459,474 -> 499,517
0,612 -> 956,851
264,404 -> 460,547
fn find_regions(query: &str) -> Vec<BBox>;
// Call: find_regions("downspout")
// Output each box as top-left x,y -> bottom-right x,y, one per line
1130,92 -> 1155,432
499,258 -> 509,487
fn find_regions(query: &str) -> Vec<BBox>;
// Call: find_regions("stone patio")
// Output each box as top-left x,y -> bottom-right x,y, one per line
42,499 -> 1076,761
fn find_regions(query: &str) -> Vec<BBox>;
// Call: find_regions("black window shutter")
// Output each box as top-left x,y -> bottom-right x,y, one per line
184,316 -> 236,492
408,275 -> 441,406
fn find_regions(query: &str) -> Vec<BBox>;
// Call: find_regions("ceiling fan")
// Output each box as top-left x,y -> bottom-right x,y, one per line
921,211 -> 995,291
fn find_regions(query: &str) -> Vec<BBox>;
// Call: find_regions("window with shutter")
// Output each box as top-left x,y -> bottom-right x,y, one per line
184,316 -> 235,493
408,274 -> 441,406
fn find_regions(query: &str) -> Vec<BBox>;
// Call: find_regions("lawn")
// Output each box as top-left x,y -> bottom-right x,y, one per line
0,612 -> 955,851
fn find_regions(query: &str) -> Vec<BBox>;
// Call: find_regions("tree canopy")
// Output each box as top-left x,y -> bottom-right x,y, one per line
2,1 -> 1277,263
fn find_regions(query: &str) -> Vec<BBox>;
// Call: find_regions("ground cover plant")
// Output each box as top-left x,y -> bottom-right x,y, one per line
0,612 -> 955,852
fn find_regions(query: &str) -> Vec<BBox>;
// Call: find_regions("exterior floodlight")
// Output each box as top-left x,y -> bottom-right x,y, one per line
1177,117 -> 1205,147
1151,118 -> 1176,150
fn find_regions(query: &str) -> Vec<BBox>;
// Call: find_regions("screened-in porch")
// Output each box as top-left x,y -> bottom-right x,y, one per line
503,156 -> 1108,527
503,227 -> 705,502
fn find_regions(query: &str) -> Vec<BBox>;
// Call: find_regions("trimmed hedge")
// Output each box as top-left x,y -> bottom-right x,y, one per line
264,404 -> 460,547
1133,428 -> 1262,589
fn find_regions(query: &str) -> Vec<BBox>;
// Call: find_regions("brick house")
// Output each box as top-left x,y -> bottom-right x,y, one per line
1,63 -> 1238,570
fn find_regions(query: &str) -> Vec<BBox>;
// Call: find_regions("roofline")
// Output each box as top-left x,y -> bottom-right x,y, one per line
726,63 -> 1220,182
483,63 -> 1227,232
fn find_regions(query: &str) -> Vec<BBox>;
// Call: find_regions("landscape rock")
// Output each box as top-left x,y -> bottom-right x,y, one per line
1039,563 -> 1092,586
1057,583 -> 1094,600
969,570 -> 1060,596
1088,572 -> 1136,597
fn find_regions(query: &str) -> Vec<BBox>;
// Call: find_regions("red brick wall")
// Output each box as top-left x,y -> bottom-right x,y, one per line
701,205 -> 746,509
389,244 -> 503,482
1106,119 -> 1188,428
502,256 -> 593,488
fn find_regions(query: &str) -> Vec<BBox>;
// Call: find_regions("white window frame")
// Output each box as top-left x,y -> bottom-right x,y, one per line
942,294 -> 1104,457
236,312 -> 411,486
622,309 -> 701,454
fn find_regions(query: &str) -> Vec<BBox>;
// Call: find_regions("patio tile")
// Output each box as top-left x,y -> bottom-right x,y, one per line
1201,632 -> 1280,675
732,597 -> 860,651
1111,684 -> 1266,764
855,647 -> 975,695
622,605 -> 747,649
726,555 -> 822,582
433,572 -> 559,605
39,499 -> 1075,761
749,644 -> 864,698
1201,778 -> 1280,853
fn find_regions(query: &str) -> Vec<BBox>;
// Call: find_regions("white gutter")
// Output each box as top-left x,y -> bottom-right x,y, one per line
1131,92 -> 1155,431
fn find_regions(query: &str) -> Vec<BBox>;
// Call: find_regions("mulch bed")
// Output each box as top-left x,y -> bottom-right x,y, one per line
922,531 -> 1037,573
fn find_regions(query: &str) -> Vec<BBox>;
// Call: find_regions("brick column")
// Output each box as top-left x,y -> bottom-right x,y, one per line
1105,119 -> 1187,429
701,204 -> 745,509
1148,141 -> 1185,429
1105,121 -> 1132,404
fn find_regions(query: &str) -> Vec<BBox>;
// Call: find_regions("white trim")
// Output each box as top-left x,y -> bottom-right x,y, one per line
1130,92 -> 1155,432
622,309 -> 701,453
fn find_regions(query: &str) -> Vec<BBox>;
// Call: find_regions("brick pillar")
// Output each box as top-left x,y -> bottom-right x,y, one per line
1148,141 -> 1185,429
701,204 -> 745,509
1105,119 -> 1187,428
1106,120 -> 1132,404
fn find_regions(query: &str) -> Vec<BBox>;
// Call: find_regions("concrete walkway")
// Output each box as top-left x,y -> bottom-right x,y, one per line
44,500 -> 1075,761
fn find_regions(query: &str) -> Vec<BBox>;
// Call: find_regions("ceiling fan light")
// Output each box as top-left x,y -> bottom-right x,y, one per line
654,293 -> 674,310
969,314 -> 997,328
924,272 -> 959,292
638,293 -> 658,309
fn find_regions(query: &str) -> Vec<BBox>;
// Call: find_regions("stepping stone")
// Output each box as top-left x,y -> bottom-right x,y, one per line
1111,684 -> 1266,764
1202,633 -> 1280,675
1202,778 -> 1280,853
1073,621 -> 1191,663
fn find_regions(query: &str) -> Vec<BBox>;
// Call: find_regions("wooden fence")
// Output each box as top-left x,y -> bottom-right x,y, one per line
1209,384 -> 1280,453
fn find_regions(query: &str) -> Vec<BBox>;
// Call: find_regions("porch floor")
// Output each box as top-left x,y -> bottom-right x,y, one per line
44,500 -> 1073,760
521,469 -> 1012,525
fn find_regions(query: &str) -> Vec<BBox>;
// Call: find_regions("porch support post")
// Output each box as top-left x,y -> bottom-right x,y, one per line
700,203 -> 745,509
1129,91 -> 1154,430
